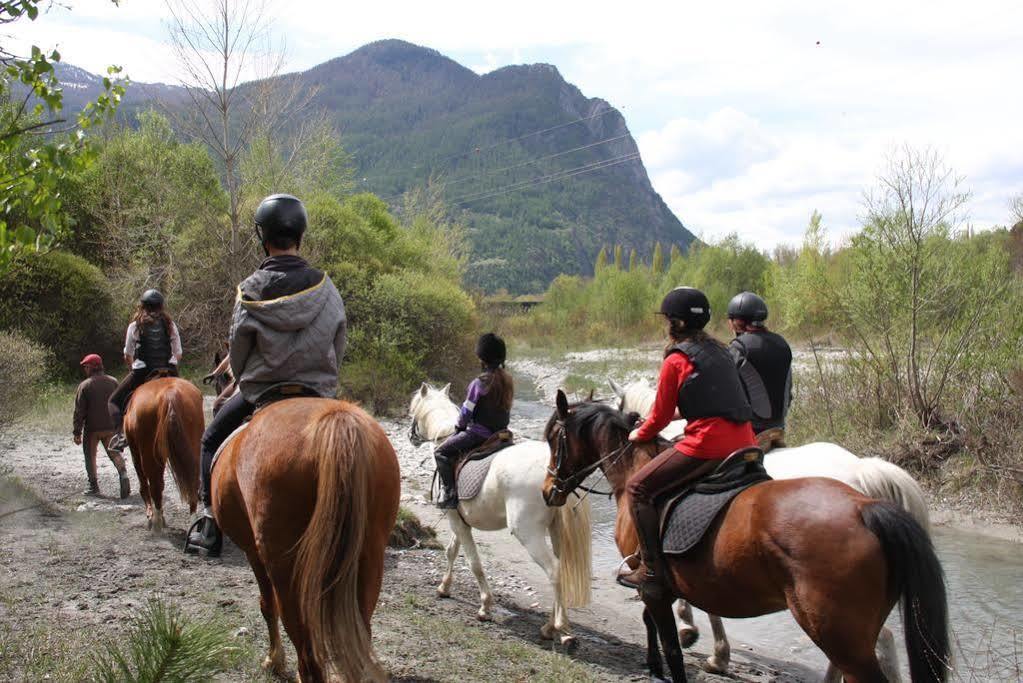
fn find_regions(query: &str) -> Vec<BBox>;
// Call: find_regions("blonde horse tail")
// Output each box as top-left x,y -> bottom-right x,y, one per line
852,457 -> 931,532
293,403 -> 381,681
551,495 -> 592,608
161,384 -> 199,511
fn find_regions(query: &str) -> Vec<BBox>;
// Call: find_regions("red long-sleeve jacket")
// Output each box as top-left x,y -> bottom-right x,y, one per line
634,352 -> 756,458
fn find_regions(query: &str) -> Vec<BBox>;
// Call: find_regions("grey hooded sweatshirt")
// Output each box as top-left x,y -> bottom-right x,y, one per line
229,266 -> 347,403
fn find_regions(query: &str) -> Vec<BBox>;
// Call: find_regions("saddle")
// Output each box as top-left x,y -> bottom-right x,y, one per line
145,368 -> 178,381
756,427 -> 786,453
660,447 -> 772,555
452,430 -> 515,501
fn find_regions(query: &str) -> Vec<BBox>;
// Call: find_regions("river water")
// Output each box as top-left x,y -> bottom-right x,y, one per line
506,351 -> 1023,681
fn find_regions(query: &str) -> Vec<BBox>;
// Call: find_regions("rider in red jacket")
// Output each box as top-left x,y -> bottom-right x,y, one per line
618,287 -> 756,598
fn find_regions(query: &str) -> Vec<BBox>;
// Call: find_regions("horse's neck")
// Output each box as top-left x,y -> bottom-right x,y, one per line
420,397 -> 458,439
598,440 -> 654,499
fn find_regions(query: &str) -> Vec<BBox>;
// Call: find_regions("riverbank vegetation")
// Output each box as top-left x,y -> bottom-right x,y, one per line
502,148 -> 1023,516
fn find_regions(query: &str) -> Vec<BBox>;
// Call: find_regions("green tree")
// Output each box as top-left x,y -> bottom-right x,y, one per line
613,244 -> 623,269
594,246 -> 607,272
670,243 -> 682,267
628,248 -> 637,271
770,211 -> 840,333
1,0 -> 125,273
652,242 -> 664,274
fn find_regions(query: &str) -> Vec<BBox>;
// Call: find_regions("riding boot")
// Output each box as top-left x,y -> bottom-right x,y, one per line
108,411 -> 127,453
616,500 -> 669,600
186,508 -> 222,557
435,455 -> 459,509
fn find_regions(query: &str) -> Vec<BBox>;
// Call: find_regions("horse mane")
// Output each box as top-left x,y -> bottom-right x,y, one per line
543,400 -> 640,443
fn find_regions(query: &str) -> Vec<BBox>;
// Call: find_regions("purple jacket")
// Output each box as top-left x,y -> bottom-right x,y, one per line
455,374 -> 511,437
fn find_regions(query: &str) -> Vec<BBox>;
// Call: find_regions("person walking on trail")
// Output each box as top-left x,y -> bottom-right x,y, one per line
618,286 -> 756,599
107,289 -> 182,452
74,354 -> 131,498
727,291 -> 792,453
434,333 -> 514,509
185,193 -> 347,557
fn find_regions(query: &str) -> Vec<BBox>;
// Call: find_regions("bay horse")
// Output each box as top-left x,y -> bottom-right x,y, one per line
408,383 -> 592,646
212,398 -> 400,681
610,378 -> 930,677
543,392 -> 949,683
203,347 -> 236,416
123,376 -> 203,532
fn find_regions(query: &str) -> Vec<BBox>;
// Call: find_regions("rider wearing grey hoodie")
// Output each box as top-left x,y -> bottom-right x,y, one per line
186,194 -> 346,556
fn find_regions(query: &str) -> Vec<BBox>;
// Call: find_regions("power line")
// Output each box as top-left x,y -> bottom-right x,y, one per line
451,151 -> 641,206
379,133 -> 633,203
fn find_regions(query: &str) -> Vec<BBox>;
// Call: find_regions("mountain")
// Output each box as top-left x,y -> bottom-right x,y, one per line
59,41 -> 695,293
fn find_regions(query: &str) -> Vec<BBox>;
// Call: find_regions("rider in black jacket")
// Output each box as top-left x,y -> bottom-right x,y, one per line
727,292 -> 792,452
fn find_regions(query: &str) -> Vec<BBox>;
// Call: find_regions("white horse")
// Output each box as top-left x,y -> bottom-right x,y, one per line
408,383 -> 592,647
609,378 -> 929,680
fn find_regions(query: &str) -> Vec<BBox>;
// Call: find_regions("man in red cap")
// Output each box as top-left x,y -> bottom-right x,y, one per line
74,354 -> 130,498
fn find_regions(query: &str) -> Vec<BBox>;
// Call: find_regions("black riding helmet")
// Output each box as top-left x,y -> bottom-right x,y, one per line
727,291 -> 768,324
254,194 -> 307,250
658,286 -> 711,330
475,333 -> 506,367
140,289 -> 164,309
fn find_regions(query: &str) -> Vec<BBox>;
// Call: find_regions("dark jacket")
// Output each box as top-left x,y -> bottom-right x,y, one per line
74,373 -> 118,436
229,255 -> 347,402
667,338 -> 752,423
730,329 -> 792,432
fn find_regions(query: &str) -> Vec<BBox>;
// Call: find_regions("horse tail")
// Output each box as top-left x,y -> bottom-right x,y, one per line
861,501 -> 950,683
160,385 -> 199,511
551,495 -> 592,608
293,403 -> 381,681
852,457 -> 931,532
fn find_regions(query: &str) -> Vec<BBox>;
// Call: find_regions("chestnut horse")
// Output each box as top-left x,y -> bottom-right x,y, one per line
543,393 -> 949,683
212,398 -> 400,681
123,377 -> 203,532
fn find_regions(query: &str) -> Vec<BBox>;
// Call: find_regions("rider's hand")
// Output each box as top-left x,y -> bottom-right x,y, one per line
73,434 -> 82,445
628,427 -> 642,442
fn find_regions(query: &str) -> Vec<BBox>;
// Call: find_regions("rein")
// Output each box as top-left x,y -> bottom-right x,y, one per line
547,420 -> 632,501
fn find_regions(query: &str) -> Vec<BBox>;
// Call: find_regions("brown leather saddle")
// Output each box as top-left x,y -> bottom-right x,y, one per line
659,447 -> 771,555
145,368 -> 178,381
448,430 -> 515,502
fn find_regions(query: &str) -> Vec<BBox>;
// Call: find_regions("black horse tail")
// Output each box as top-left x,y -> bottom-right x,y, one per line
861,501 -> 950,682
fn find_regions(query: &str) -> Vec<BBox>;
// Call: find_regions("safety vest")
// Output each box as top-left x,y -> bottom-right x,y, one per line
731,330 -> 792,431
136,320 -> 173,370
473,373 -> 511,432
667,339 -> 752,423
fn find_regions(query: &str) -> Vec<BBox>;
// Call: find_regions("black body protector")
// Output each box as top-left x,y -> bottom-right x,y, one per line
730,331 -> 792,432
136,320 -> 173,370
473,373 -> 511,433
668,338 -> 752,423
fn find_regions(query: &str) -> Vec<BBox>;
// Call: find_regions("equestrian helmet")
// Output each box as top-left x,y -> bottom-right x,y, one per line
659,286 -> 711,329
727,291 -> 768,323
475,332 -> 507,367
255,194 -> 307,247
140,289 -> 164,308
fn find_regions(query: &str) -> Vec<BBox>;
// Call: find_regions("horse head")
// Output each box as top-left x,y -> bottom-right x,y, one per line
408,382 -> 457,446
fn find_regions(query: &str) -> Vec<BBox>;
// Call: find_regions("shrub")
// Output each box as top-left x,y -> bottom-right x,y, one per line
0,331 -> 50,440
0,250 -> 120,376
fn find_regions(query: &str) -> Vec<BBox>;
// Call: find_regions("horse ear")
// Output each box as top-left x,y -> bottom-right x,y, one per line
420,383 -> 429,397
556,389 -> 570,419
214,350 -> 222,364
608,377 -> 624,398
441,383 -> 451,396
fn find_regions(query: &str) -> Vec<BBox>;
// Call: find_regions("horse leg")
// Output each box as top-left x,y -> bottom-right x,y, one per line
250,554 -> 288,677
876,626 -> 902,683
436,521 -> 462,598
448,514 -> 493,620
676,600 -> 700,648
127,438 -> 153,529
271,562 -> 319,683
701,613 -> 731,674
643,606 -> 668,682
148,457 -> 166,533
513,518 -> 572,647
646,597 -> 687,683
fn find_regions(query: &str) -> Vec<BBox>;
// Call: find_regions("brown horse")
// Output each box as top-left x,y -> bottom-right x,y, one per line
123,377 -> 204,532
212,398 -> 400,681
542,392 -> 949,683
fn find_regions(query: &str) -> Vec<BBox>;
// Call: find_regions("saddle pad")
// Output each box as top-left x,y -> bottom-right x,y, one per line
456,452 -> 498,501
209,423 -> 250,475
661,482 -> 761,555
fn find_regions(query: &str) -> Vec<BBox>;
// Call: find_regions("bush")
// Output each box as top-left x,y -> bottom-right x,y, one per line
0,331 -> 50,440
0,250 -> 120,376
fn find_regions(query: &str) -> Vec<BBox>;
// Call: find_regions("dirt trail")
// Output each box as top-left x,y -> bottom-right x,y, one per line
0,406 -> 815,682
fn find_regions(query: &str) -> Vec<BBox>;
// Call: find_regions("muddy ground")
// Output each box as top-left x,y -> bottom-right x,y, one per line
0,406 -> 818,682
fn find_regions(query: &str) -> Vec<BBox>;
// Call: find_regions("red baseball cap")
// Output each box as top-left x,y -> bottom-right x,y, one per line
80,354 -> 103,367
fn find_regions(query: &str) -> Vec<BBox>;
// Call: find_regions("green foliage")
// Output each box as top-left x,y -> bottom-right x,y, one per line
90,598 -> 240,683
0,0 -> 126,273
594,247 -> 607,272
0,330 -> 49,439
0,250 -> 120,376
652,242 -> 664,274
628,248 -> 637,271
613,244 -> 623,269
240,120 -> 355,202
769,211 -> 844,333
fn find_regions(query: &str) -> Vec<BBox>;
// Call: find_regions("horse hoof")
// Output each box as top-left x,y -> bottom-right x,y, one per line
476,610 -> 492,622
701,656 -> 728,675
540,624 -> 556,640
678,627 -> 699,649
436,585 -> 450,598
559,634 -> 577,651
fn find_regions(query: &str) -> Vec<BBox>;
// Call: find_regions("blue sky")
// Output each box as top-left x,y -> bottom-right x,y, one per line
9,0 -> 1023,247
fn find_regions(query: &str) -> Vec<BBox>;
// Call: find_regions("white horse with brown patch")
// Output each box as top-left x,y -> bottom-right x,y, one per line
609,378 -> 929,680
408,383 -> 592,647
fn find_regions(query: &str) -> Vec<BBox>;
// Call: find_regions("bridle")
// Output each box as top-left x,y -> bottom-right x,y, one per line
546,418 -> 632,500
408,418 -> 428,448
